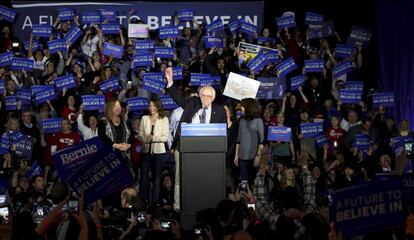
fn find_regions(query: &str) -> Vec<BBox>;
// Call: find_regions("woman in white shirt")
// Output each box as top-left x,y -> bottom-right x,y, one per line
77,104 -> 99,140
139,95 -> 170,203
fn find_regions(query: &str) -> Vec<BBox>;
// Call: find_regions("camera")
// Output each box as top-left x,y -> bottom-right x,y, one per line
160,221 -> 171,229
136,211 -> 145,223
239,180 -> 248,193
405,141 -> 413,156
68,199 -> 79,213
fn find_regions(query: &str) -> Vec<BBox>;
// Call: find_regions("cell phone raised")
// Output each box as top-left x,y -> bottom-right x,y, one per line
239,180 -> 248,193
160,221 -> 171,229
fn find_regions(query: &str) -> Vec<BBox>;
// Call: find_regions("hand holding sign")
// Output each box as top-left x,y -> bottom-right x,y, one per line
165,67 -> 173,85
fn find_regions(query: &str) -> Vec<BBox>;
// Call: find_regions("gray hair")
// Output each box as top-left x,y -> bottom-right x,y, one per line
199,85 -> 216,100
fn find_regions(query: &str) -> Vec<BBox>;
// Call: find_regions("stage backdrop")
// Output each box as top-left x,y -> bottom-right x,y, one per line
11,1 -> 264,40
377,0 -> 414,130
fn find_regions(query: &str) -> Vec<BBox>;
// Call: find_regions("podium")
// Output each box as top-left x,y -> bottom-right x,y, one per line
180,123 -> 227,229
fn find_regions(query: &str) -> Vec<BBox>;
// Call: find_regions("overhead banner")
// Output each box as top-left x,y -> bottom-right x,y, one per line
12,1 -> 264,40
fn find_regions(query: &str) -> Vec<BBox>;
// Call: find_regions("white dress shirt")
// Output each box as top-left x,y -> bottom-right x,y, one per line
192,105 -> 211,124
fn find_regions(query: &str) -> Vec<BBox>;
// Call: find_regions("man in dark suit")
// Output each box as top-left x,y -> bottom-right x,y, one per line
164,67 -> 226,149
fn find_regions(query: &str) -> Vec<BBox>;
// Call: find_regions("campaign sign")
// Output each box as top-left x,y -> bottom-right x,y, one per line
181,123 -> 226,136
247,52 -> 268,72
66,146 -> 133,203
128,24 -> 149,38
315,134 -> 329,148
347,26 -> 372,47
204,36 -> 224,49
304,59 -> 324,73
143,78 -> 165,95
333,61 -> 353,78
11,57 -> 34,72
0,52 -> 13,67
81,11 -> 101,24
24,40 -> 39,52
264,50 -> 280,64
134,40 -> 155,50
290,75 -> 306,91
154,46 -> 174,59
305,12 -> 323,25
17,88 -> 32,104
160,96 -> 178,110
42,118 -> 62,134
35,86 -> 56,104
268,126 -> 291,142
31,85 -> 45,96
26,161 -> 43,180
200,76 -> 221,87
223,72 -> 261,101
0,79 -> 4,95
15,135 -> 33,161
144,72 -> 164,83
190,73 -> 211,86
48,39 -> 67,54
335,44 -> 353,59
159,26 -> 180,39
54,74 -> 76,91
206,19 -> 224,34
257,77 -> 285,100
32,24 -> 52,38
300,122 -> 323,138
126,97 -> 149,111
65,25 -> 82,46
133,52 -> 153,68
308,24 -> 323,39
373,92 -> 395,108
4,96 -> 18,111
276,57 -> 297,78
340,90 -> 362,104
353,134 -> 371,151
103,42 -> 123,59
81,95 -> 105,111
0,5 -> 17,23
172,66 -> 183,80
176,9 -> 193,21
101,23 -> 120,35
58,8 -> 74,21
332,179 -> 404,236
240,21 -> 257,36
99,78 -> 121,93
344,81 -> 364,92
99,9 -> 117,22
257,37 -> 276,46
53,137 -> 103,182
276,15 -> 296,29
228,20 -> 240,33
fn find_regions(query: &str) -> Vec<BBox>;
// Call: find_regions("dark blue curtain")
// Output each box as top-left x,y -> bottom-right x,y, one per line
377,0 -> 414,130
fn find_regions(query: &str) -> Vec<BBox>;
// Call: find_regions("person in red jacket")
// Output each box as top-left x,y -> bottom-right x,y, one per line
61,93 -> 78,126
325,115 -> 346,150
52,119 -> 81,152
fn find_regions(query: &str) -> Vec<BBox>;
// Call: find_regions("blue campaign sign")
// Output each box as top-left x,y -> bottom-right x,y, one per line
24,40 -> 39,52
133,52 -> 153,68
126,97 -> 149,111
144,72 -> 164,83
305,12 -> 323,25
159,26 -> 180,39
247,52 -> 268,72
181,123 -> 227,136
4,96 -> 18,111
290,75 -> 306,91
204,36 -> 224,49
332,179 -> 404,236
315,134 -> 329,148
11,57 -> 34,72
48,39 -> 67,54
103,42 -> 123,59
240,21 -> 257,36
0,51 -> 14,67
257,37 -> 276,46
353,134 -> 371,151
99,77 -> 121,93
340,90 -> 362,104
15,135 -> 33,161
65,146 -> 133,203
276,57 -> 297,78
154,46 -> 174,59
333,61 -> 353,78
134,40 -> 155,50
100,9 -> 117,22
228,20 -> 240,33
0,79 -> 4,95
31,85 -> 45,96
176,9 -> 193,22
190,73 -> 211,86
304,59 -> 324,73
0,5 -> 17,23
276,15 -> 296,29
172,66 -> 183,80
27,161 -> 43,180
32,24 -> 52,38
143,78 -> 165,95
17,88 -> 32,104
81,11 -> 102,24
345,81 -> 364,92
347,25 -> 373,47
35,86 -> 56,104
65,25 -> 82,46
81,95 -> 105,111
268,126 -> 291,142
11,131 -> 24,144
54,74 -> 76,91
53,137 -> 104,182
257,77 -> 286,100
58,8 -> 75,21
200,76 -> 221,87
206,19 -> 224,34
264,50 -> 280,65
160,96 -> 179,110
42,118 -> 62,134
300,122 -> 323,138
373,92 -> 395,108
101,23 -> 120,34
335,44 -> 353,58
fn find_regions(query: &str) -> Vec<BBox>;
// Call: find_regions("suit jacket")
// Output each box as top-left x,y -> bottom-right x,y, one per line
139,115 -> 169,154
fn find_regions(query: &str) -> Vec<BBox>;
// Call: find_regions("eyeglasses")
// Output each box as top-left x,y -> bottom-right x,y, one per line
200,94 -> 213,98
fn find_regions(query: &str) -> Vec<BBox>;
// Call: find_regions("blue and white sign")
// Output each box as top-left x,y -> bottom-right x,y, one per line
263,50 -> 280,64
126,97 -> 149,111
240,21 -> 257,36
81,11 -> 101,24
315,134 -> 329,148
347,25 -> 373,47
335,44 -> 353,59
340,90 -> 362,104
24,40 -> 39,52
268,126 -> 291,142
344,81 -> 364,92
31,85 -> 45,96
257,37 -> 276,46
4,96 -> 18,111
32,24 -> 52,38
228,20 -> 239,33
333,61 -> 353,79
58,8 -> 75,21
101,23 -> 120,35
0,5 -> 17,23
65,25 -> 83,46
154,46 -> 174,59
99,78 -> 121,93
206,19 -> 224,34
17,88 -> 32,104
42,118 -> 62,134
276,57 -> 297,78
373,92 -> 395,108
257,77 -> 285,100
133,52 -> 153,68
200,76 -> 221,87
103,42 -> 123,59
48,39 -> 67,54
181,123 -> 226,136
276,15 -> 296,29
34,86 -> 56,104
176,9 -> 193,22
300,122 -> 323,138
204,36 -> 224,49
353,134 -> 371,151
11,57 -> 34,72
143,78 -> 165,95
144,72 -> 164,83
160,96 -> 179,110
159,26 -> 180,39
190,73 -> 211,86
0,79 -> 4,95
290,75 -> 306,91
99,9 -> 117,22
172,66 -> 183,80
0,51 -> 13,67
304,59 -> 324,73
15,135 -> 33,161
54,74 -> 76,91
305,12 -> 323,25
134,40 -> 155,50
247,52 -> 268,72
81,95 -> 105,112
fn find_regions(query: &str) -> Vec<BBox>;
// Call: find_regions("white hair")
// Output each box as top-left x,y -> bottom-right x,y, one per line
199,85 -> 216,100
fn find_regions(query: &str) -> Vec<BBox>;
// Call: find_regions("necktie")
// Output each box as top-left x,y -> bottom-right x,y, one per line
200,107 -> 207,123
